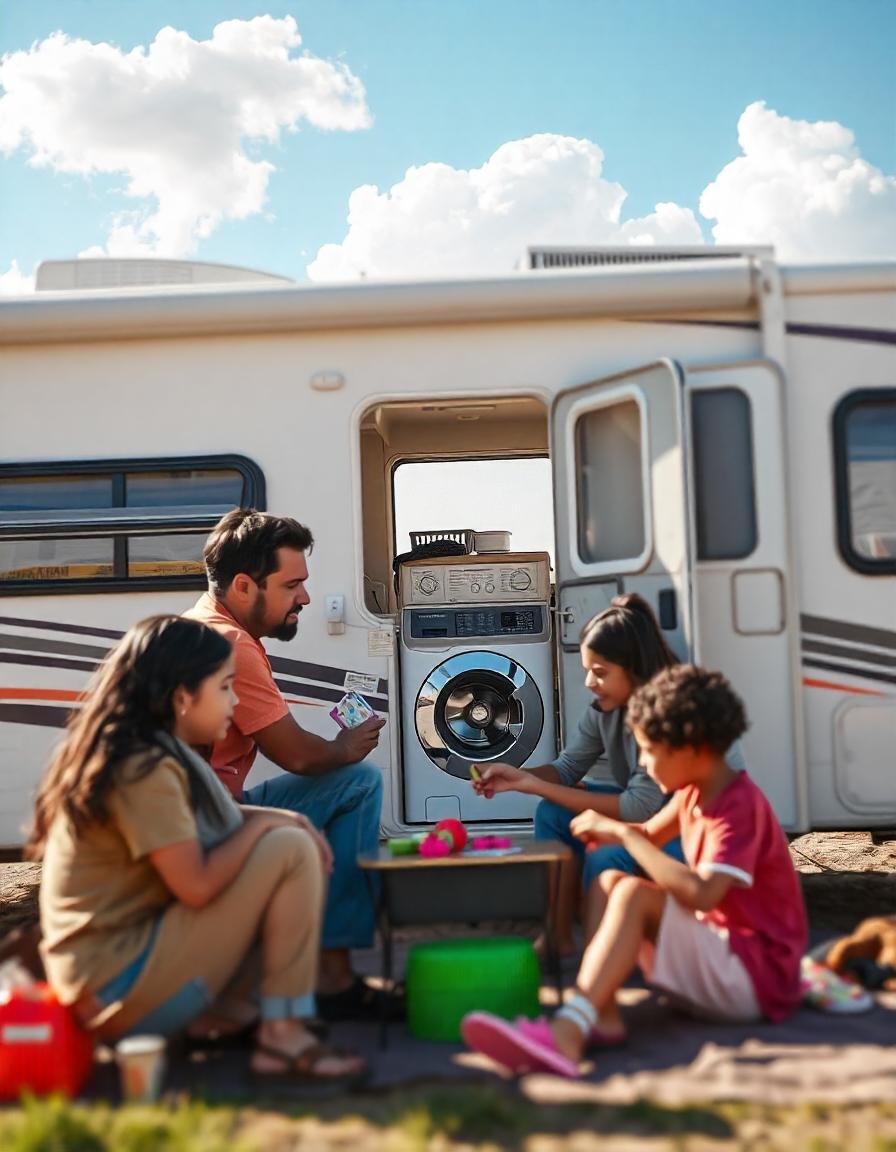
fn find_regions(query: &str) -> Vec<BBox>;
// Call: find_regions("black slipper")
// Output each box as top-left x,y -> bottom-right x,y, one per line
316,976 -> 406,1023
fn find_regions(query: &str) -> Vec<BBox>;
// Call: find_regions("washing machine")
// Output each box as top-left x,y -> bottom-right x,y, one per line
398,552 -> 556,824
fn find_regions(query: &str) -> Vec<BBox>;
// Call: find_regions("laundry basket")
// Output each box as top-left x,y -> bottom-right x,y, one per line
406,937 -> 540,1042
409,529 -> 474,553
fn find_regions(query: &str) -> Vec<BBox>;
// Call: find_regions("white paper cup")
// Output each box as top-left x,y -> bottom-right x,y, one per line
115,1034 -> 167,1102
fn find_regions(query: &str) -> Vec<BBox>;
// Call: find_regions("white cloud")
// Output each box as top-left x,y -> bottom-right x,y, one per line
0,16 -> 371,257
700,101 -> 896,260
307,133 -> 703,280
0,259 -> 35,294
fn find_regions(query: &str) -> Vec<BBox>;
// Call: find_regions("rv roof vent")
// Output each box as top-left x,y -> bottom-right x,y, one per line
521,245 -> 773,271
35,258 -> 294,292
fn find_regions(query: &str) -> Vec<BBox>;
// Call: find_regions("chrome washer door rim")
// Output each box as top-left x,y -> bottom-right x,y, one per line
415,650 -> 545,780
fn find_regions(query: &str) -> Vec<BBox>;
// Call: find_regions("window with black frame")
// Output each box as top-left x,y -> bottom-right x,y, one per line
0,456 -> 264,592
834,390 -> 896,574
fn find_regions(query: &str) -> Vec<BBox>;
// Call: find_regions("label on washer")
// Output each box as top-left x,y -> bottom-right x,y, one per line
344,670 -> 380,693
367,628 -> 395,657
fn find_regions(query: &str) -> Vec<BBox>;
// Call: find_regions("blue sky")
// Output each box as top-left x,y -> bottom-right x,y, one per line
1,0 -> 894,288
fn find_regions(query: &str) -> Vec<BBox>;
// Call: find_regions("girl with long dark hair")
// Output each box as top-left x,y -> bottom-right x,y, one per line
30,615 -> 364,1086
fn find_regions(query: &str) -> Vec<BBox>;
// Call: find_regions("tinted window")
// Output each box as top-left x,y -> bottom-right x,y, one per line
0,455 -> 263,591
0,538 -> 115,582
575,398 -> 645,564
835,392 -> 896,572
691,388 -> 757,560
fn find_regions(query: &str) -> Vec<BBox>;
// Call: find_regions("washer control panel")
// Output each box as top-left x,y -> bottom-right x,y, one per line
400,553 -> 550,606
408,605 -> 545,640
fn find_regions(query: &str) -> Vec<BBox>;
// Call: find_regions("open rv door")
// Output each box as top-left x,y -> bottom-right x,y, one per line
551,359 -> 693,749
552,356 -> 805,828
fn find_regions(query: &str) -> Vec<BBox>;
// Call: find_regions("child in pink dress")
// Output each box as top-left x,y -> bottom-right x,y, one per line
463,665 -> 807,1078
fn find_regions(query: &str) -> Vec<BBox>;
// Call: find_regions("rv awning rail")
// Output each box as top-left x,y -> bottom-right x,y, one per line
0,259 -> 760,345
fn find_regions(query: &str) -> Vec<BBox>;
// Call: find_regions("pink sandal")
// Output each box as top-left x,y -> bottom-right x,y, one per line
461,1012 -> 581,1078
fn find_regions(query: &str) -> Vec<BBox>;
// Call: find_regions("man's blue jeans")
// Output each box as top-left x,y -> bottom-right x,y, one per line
243,762 -> 382,951
533,783 -> 684,888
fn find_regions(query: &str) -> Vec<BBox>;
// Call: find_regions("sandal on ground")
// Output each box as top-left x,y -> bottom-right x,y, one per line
461,1011 -> 581,1079
185,1014 -> 329,1050
317,976 -> 406,1023
800,957 -> 874,1014
250,1040 -> 368,1089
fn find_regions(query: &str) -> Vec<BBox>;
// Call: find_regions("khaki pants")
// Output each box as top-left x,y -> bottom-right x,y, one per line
94,826 -> 323,1040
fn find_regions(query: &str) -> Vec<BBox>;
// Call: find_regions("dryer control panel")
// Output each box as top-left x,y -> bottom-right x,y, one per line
399,552 -> 551,606
408,605 -> 545,639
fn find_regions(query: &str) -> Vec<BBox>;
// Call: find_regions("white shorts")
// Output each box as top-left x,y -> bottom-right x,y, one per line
639,896 -> 761,1023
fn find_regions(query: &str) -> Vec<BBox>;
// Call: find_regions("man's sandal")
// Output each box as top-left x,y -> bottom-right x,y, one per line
251,1040 -> 368,1089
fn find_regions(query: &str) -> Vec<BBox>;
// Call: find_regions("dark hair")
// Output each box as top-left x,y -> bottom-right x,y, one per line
204,508 -> 314,595
27,616 -> 232,857
626,664 -> 748,754
580,593 -> 678,685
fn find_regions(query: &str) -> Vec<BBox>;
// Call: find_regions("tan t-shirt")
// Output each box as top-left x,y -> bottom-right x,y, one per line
39,753 -> 199,1004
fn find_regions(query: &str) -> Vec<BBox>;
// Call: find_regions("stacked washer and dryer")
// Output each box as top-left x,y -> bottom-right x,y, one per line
397,547 -> 557,824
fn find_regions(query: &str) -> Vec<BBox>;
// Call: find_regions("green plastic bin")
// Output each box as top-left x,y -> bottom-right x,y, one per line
406,936 -> 541,1042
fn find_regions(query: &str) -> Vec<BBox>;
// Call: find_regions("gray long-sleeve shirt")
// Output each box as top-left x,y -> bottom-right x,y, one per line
549,705 -> 747,823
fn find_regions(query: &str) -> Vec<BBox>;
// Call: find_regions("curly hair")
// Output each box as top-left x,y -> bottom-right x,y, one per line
626,664 -> 748,754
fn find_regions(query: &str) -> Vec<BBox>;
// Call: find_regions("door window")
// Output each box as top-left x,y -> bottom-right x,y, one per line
690,388 -> 757,560
574,398 -> 645,565
834,390 -> 896,573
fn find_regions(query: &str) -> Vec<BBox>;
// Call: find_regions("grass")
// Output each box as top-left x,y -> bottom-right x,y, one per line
2,1091 -> 896,1152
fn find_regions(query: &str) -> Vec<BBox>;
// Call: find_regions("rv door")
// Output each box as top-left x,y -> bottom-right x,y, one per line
552,357 -> 805,829
551,359 -> 693,752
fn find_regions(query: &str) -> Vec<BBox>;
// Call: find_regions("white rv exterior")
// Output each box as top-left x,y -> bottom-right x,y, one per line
0,251 -> 894,847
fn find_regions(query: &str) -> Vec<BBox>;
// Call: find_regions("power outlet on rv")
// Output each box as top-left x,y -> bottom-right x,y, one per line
325,594 -> 345,635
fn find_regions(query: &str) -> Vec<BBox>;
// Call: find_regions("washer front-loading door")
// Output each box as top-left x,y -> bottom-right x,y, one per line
415,650 -> 545,780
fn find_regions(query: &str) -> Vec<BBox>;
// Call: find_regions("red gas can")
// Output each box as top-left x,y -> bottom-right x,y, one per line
0,983 -> 94,1099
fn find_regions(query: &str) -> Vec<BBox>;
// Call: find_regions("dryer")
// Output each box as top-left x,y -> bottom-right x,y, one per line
398,553 -> 556,823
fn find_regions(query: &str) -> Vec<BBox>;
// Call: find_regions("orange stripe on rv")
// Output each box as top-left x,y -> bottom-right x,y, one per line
0,688 -> 85,702
802,677 -> 885,698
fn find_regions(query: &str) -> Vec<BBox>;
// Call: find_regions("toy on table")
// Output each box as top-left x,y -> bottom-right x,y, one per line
470,834 -> 513,851
388,818 -> 468,858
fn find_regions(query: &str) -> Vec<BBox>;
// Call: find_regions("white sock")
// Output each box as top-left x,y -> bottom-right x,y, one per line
555,991 -> 598,1037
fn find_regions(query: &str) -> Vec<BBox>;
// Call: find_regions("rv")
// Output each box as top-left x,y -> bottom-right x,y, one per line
0,248 -> 894,847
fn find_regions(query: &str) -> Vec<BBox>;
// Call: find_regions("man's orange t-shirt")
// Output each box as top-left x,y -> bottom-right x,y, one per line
184,593 -> 289,798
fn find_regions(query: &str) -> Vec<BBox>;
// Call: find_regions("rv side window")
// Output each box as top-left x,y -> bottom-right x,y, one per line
0,455 -> 264,593
690,388 -> 757,560
574,398 -> 645,565
834,390 -> 896,574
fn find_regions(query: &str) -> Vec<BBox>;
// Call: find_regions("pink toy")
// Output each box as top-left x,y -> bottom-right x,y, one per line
418,817 -> 469,857
470,835 -> 513,851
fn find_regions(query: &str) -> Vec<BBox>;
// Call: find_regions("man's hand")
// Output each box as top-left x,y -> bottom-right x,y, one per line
569,809 -> 628,848
334,716 -> 386,766
246,807 -> 334,873
472,761 -> 533,798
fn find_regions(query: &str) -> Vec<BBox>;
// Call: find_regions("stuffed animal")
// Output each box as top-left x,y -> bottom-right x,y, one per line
826,915 -> 896,991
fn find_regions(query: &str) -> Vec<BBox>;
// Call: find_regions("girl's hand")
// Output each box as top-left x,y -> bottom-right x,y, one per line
569,810 -> 626,847
473,762 -> 532,798
250,808 -> 334,873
